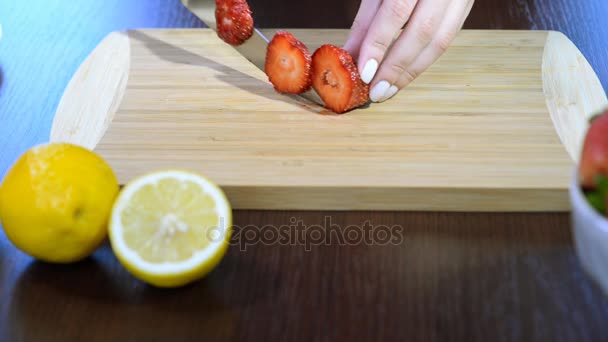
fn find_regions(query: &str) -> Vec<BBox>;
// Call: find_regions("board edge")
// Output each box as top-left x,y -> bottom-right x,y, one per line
222,185 -> 571,212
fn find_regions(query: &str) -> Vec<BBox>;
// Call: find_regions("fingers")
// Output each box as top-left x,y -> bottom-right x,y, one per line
460,0 -> 475,28
370,0 -> 474,102
356,0 -> 419,84
368,0 -> 450,102
392,0 -> 474,91
343,0 -> 382,61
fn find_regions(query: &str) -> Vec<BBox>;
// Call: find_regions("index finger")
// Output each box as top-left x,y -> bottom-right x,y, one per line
343,0 -> 382,61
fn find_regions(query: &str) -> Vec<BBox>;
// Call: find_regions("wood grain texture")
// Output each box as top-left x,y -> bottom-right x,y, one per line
2,0 -> 608,341
50,28 -> 606,211
542,32 -> 608,162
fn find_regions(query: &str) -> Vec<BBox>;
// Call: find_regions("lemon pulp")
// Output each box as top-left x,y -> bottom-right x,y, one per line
109,170 -> 231,287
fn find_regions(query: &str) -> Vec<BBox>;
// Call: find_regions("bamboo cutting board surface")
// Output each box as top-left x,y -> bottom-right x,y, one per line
50,29 -> 607,211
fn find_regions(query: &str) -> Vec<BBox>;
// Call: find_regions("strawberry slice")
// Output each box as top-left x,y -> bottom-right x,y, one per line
215,0 -> 253,46
310,44 -> 370,114
264,31 -> 312,94
580,109 -> 608,190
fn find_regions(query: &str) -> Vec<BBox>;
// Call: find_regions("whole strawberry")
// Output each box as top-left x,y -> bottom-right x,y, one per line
579,109 -> 608,215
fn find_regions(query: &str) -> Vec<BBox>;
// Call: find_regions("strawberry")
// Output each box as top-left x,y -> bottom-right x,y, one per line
215,0 -> 253,46
579,109 -> 608,190
579,109 -> 608,215
310,44 -> 370,114
264,31 -> 312,94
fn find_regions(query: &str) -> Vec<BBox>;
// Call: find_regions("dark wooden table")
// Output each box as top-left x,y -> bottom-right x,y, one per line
1,0 -> 608,340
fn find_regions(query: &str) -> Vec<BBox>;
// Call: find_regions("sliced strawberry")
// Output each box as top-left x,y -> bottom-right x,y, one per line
310,44 -> 369,114
579,109 -> 608,189
264,31 -> 312,94
215,0 -> 253,46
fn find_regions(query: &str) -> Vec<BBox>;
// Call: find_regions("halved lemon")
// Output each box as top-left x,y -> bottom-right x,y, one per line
108,169 -> 232,288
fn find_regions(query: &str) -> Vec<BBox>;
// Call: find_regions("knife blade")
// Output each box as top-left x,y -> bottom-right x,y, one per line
179,0 -> 325,108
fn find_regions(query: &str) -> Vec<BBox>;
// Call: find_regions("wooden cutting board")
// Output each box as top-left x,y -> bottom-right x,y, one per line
50,28 -> 607,211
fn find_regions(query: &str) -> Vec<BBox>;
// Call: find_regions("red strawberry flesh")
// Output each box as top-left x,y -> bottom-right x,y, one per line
264,31 -> 312,94
579,109 -> 608,189
311,44 -> 369,114
215,0 -> 253,46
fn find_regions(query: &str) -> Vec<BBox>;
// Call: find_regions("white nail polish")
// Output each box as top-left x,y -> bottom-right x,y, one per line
360,59 -> 378,84
370,81 -> 390,102
379,85 -> 399,102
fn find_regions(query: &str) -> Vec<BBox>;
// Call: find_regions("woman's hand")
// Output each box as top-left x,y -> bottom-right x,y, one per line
343,0 -> 475,102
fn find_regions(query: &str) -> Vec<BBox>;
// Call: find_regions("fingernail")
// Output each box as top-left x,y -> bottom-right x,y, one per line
370,81 -> 390,102
379,85 -> 399,102
360,59 -> 378,84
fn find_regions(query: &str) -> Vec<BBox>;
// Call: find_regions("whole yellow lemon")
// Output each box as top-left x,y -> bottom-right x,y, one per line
0,142 -> 119,263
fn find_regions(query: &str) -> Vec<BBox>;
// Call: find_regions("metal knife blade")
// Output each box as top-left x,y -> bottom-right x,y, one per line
180,0 -> 325,108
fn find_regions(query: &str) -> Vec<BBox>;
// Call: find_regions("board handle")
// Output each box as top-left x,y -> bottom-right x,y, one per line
51,31 -> 130,149
543,31 -> 607,163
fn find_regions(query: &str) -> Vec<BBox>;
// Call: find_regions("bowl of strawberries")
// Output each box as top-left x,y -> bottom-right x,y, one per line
570,108 -> 608,292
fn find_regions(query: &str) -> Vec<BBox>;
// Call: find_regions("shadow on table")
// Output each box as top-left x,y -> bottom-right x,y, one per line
5,241 -> 279,340
127,30 -> 329,115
